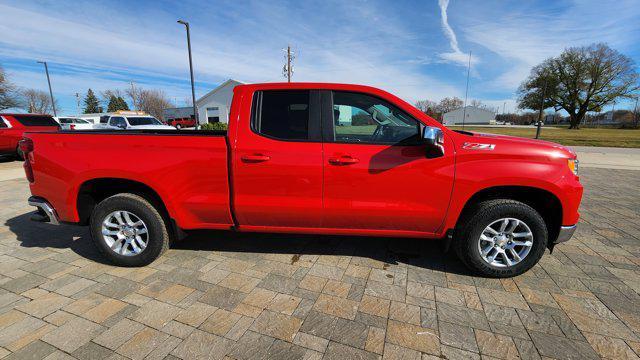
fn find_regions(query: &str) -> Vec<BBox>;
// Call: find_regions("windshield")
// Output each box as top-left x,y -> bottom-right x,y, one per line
126,117 -> 161,126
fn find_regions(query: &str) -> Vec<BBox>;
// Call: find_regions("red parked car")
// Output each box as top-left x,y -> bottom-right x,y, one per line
0,114 -> 59,160
21,83 -> 583,277
168,117 -> 197,129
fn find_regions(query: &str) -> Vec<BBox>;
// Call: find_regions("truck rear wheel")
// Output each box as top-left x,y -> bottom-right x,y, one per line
90,193 -> 170,267
453,199 -> 548,278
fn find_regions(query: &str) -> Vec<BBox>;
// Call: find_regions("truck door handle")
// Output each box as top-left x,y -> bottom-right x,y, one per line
328,156 -> 359,165
241,154 -> 271,163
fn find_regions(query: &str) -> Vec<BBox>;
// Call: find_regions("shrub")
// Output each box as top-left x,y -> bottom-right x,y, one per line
201,122 -> 228,131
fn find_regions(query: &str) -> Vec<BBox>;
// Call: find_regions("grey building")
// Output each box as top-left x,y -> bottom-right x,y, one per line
442,106 -> 496,125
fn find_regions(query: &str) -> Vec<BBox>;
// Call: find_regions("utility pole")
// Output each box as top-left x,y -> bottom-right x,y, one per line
535,79 -> 547,139
634,96 -> 639,128
461,51 -> 471,130
75,92 -> 80,115
177,20 -> 199,130
611,101 -> 616,126
37,61 -> 57,117
283,45 -> 294,82
502,102 -> 506,114
130,81 -> 137,111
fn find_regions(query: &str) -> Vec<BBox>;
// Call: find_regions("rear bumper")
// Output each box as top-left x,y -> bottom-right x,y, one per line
553,224 -> 576,244
28,196 -> 60,225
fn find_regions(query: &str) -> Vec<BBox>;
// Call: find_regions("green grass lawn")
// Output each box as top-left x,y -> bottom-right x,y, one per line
448,126 -> 640,148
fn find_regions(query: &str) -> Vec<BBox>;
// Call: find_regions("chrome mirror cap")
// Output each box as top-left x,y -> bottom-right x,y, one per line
422,126 -> 444,147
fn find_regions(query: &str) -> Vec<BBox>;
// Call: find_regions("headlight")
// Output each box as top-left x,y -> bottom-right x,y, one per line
567,159 -> 579,176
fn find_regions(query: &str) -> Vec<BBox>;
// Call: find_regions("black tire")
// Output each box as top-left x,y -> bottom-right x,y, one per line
15,145 -> 24,161
453,199 -> 548,278
90,193 -> 170,266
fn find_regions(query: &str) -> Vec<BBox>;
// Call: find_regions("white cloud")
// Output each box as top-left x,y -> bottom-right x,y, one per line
459,0 -> 640,89
0,0 -> 464,114
437,0 -> 478,68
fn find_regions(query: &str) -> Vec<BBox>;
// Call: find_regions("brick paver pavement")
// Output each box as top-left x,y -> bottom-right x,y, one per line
1,166 -> 639,359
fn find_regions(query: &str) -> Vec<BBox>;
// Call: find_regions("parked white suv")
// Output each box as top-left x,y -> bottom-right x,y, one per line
102,115 -> 174,130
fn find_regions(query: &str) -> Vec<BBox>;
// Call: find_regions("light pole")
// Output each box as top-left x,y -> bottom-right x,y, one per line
177,20 -> 198,130
37,61 -> 57,117
634,96 -> 639,128
535,79 -> 547,139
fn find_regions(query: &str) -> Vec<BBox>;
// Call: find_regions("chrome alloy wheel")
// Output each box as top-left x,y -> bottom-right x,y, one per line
101,211 -> 149,256
478,218 -> 533,267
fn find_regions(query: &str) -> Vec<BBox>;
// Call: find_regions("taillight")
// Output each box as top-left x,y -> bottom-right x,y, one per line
70,124 -> 76,130
19,138 -> 35,182
19,138 -> 33,153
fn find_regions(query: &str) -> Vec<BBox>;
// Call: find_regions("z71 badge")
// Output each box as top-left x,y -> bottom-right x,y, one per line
462,142 -> 496,150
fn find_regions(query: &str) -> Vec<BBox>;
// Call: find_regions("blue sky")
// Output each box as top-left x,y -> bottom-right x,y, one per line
1,0 -> 639,115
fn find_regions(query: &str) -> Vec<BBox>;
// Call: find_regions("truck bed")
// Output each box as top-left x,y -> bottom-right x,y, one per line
24,130 -> 234,230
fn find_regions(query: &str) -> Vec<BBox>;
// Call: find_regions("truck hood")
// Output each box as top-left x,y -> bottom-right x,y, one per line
128,125 -> 175,130
456,131 -> 577,159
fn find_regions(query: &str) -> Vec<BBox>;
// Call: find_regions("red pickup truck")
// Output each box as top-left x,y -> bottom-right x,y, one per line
21,83 -> 583,277
167,117 -> 197,129
1,114 -> 59,159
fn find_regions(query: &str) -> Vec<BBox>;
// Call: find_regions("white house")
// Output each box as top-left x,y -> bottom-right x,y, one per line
196,79 -> 245,125
442,106 -> 496,125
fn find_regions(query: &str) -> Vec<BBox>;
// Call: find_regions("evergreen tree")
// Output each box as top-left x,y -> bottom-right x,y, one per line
116,96 -> 130,111
106,95 -> 130,112
107,95 -> 119,112
83,89 -> 102,113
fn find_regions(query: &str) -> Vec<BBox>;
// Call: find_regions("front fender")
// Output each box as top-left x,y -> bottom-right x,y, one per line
441,157 -> 580,232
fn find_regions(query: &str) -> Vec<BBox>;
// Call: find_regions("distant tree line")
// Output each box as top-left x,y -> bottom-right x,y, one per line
81,87 -> 172,120
1,63 -> 173,121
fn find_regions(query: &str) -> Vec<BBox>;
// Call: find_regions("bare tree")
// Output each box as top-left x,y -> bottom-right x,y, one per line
438,97 -> 464,113
0,65 -> 22,110
22,89 -> 58,114
101,89 -> 124,106
518,43 -> 639,129
137,89 -> 173,120
126,83 -> 140,111
414,99 -> 437,113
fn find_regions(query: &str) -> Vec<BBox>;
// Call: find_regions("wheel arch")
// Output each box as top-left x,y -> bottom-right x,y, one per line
76,178 -> 171,227
453,186 -> 563,244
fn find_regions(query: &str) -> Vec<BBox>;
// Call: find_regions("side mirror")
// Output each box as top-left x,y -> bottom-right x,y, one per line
422,126 -> 444,147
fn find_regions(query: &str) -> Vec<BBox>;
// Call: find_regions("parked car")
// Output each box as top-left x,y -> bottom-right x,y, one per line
56,117 -> 94,130
168,117 -> 197,129
21,83 -> 583,277
98,115 -> 174,130
1,114 -> 59,160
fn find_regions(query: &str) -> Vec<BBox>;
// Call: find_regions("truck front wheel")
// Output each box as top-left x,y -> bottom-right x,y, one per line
454,199 -> 548,278
90,193 -> 170,267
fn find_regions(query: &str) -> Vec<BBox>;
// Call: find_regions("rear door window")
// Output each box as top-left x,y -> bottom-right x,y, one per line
252,90 -> 311,140
109,117 -> 126,127
12,115 -> 59,127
